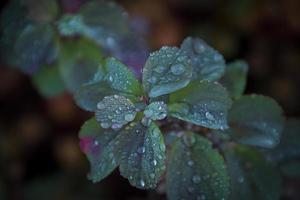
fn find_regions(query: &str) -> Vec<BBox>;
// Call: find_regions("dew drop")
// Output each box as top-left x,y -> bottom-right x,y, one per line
100,122 -> 110,129
238,176 -> 244,183
111,123 -> 122,130
205,112 -> 215,120
137,146 -> 146,154
140,179 -> 145,187
170,64 -> 185,75
152,159 -> 157,166
97,102 -> 105,109
148,76 -> 157,84
192,175 -> 201,184
124,113 -> 136,122
187,160 -> 194,166
144,109 -> 153,118
154,65 -> 166,73
150,173 -> 155,179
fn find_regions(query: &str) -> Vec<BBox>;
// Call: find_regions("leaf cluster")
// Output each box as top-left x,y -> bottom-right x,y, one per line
0,0 -> 146,97
77,36 -> 288,200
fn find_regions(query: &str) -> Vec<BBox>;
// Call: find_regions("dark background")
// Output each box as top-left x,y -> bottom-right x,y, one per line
0,0 -> 299,199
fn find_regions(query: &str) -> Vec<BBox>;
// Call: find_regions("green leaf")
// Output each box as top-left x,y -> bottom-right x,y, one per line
142,46 -> 192,98
166,132 -> 230,200
24,0 -> 59,22
74,57 -> 142,112
103,57 -> 143,96
280,160 -> 300,179
95,95 -> 137,130
14,23 -> 58,74
113,122 -> 166,189
0,1 -> 31,67
169,80 -> 232,129
75,81 -> 115,112
58,38 -> 102,93
224,145 -> 281,200
79,117 -> 118,183
180,37 -> 225,81
32,64 -> 65,97
220,60 -> 248,98
265,118 -> 300,162
143,101 -> 168,121
57,1 -> 130,47
227,95 -> 285,148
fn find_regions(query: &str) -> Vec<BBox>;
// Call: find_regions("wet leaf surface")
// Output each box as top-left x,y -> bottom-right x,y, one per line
166,132 -> 230,200
142,46 -> 192,98
169,80 -> 232,129
181,37 -> 225,81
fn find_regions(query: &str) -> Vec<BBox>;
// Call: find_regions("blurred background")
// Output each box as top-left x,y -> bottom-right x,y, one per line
0,0 -> 300,199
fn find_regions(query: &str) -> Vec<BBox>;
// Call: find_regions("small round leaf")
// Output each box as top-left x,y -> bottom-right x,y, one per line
142,46 -> 192,98
180,37 -> 225,81
166,132 -> 230,200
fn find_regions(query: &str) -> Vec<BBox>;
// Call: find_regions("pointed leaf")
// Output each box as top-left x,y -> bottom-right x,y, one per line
224,145 -> 281,200
180,37 -> 225,81
74,58 -> 141,112
166,132 -> 230,200
14,24 -> 58,74
169,80 -> 232,129
103,57 -> 143,96
228,95 -> 284,148
220,60 -> 248,98
113,122 -> 166,189
58,38 -> 102,93
142,46 -> 192,98
79,117 -> 118,182
32,64 -> 65,97
95,95 -> 137,130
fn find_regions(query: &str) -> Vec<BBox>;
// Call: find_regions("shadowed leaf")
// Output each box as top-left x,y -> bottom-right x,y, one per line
169,80 -> 232,129
224,145 -> 281,200
227,95 -> 284,148
166,132 -> 230,200
79,117 -> 118,182
113,122 -> 166,189
180,37 -> 225,81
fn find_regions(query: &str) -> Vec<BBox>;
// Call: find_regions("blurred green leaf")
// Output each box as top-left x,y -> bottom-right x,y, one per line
180,37 -> 225,81
58,38 -> 102,93
280,160 -> 300,179
57,0 -> 130,48
224,145 -> 282,200
79,117 -> 118,182
265,118 -> 300,162
0,0 -> 31,66
169,80 -> 231,129
220,60 -> 248,98
24,0 -> 59,22
32,64 -> 65,97
142,46 -> 192,98
227,95 -> 285,148
113,122 -> 166,189
166,132 -> 230,200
